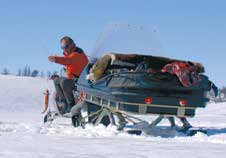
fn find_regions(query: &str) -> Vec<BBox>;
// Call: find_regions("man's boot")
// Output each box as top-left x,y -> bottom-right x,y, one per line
58,100 -> 69,114
72,112 -> 83,128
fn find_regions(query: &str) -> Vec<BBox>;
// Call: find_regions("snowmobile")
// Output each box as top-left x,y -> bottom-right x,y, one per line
43,23 -> 218,136
72,52 -> 217,136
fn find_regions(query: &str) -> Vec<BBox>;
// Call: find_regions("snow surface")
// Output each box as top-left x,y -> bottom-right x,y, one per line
0,75 -> 226,158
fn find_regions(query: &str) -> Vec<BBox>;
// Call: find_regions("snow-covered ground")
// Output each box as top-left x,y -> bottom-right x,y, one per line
0,75 -> 226,158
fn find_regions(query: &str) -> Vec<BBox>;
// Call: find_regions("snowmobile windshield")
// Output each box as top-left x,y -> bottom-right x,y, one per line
90,22 -> 163,62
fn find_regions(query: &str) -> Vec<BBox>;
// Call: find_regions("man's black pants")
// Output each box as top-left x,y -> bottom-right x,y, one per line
54,77 -> 76,107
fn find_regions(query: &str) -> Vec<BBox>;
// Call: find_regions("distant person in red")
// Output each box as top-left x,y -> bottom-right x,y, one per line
48,36 -> 88,113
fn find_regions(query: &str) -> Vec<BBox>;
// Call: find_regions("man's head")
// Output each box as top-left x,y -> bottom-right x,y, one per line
60,36 -> 76,55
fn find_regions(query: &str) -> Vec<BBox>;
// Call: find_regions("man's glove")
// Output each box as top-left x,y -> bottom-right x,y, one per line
48,56 -> 56,62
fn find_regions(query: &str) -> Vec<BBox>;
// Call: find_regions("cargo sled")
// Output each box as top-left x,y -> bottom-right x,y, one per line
74,53 -> 216,134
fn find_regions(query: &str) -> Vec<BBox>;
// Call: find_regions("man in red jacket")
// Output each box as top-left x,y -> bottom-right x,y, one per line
48,36 -> 88,113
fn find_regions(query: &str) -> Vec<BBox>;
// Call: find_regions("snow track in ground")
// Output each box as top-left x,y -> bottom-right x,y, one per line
0,75 -> 226,158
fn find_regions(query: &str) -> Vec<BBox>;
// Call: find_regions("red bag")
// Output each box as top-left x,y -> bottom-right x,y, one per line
162,62 -> 201,87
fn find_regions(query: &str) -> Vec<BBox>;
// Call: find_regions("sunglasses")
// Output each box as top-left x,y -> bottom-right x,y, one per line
61,43 -> 72,50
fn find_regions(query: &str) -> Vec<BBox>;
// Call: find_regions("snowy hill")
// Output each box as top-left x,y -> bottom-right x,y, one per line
0,75 -> 54,113
0,75 -> 226,158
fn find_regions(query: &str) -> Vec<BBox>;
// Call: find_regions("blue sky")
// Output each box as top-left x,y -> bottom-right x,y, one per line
0,0 -> 225,86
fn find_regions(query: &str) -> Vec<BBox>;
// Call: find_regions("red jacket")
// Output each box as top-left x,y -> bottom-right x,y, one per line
55,48 -> 88,79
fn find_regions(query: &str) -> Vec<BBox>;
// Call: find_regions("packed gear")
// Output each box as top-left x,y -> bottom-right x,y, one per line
162,61 -> 201,87
87,53 -> 205,86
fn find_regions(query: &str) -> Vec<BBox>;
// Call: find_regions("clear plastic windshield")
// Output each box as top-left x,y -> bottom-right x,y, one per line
90,22 -> 163,61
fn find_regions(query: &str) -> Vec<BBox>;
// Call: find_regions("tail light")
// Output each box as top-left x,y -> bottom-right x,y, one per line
180,99 -> 187,106
179,62 -> 186,68
78,92 -> 86,102
145,97 -> 153,104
